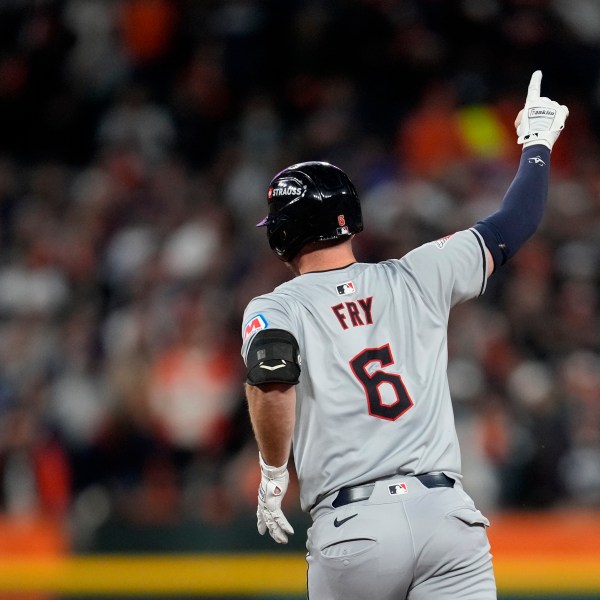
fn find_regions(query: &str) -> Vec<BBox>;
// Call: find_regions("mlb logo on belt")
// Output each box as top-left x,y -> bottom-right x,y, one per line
243,314 -> 268,341
388,483 -> 408,495
336,281 -> 356,296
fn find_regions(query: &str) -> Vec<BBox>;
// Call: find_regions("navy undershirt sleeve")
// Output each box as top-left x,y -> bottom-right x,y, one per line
474,144 -> 550,269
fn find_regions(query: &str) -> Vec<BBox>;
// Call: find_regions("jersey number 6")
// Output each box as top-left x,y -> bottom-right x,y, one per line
350,344 -> 414,421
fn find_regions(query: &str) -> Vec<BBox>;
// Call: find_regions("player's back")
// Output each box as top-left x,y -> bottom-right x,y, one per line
241,229 -> 487,511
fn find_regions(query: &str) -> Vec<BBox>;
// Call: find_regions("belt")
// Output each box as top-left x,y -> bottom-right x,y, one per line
332,473 -> 455,508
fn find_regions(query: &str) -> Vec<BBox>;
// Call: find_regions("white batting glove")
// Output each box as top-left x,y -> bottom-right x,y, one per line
257,454 -> 294,544
516,70 -> 569,151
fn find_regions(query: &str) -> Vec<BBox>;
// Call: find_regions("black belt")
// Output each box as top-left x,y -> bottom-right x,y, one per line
332,473 -> 454,508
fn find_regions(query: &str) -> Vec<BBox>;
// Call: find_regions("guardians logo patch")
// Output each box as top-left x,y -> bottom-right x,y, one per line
432,233 -> 455,249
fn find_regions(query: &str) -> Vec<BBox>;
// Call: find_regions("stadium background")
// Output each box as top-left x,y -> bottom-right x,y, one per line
0,0 -> 598,598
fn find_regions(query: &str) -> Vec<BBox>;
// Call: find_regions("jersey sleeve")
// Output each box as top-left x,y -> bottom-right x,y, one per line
400,228 -> 488,315
240,293 -> 298,366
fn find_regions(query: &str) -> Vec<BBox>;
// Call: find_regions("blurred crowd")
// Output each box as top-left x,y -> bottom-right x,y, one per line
0,0 -> 599,550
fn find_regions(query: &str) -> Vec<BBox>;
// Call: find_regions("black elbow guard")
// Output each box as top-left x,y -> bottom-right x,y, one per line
246,329 -> 301,386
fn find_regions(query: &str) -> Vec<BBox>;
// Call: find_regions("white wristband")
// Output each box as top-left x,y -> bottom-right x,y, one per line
259,453 -> 288,479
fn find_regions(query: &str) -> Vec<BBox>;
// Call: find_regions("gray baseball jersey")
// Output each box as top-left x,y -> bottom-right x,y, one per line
241,228 -> 488,512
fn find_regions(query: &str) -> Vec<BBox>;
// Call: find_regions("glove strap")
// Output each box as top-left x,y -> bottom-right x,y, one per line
259,453 -> 288,479
518,131 -> 552,149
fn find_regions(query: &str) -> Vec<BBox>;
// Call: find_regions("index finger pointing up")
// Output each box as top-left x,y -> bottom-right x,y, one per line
527,70 -> 542,103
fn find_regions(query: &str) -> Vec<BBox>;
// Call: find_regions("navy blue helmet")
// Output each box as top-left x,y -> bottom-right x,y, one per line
257,161 -> 363,262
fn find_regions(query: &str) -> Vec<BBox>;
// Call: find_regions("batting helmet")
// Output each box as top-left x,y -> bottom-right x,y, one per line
256,161 -> 363,262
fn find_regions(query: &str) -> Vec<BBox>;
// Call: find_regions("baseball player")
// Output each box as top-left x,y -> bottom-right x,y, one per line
241,71 -> 568,599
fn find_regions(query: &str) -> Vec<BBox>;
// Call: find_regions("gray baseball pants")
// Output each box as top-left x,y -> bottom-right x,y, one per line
307,474 -> 496,599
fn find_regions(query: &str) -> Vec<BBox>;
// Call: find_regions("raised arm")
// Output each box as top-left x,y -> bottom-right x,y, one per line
475,71 -> 569,275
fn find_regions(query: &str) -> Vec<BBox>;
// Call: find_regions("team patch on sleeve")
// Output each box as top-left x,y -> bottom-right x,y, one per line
431,233 -> 455,249
243,314 -> 268,341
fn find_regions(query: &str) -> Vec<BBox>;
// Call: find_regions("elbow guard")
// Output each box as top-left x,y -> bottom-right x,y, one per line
246,329 -> 301,386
